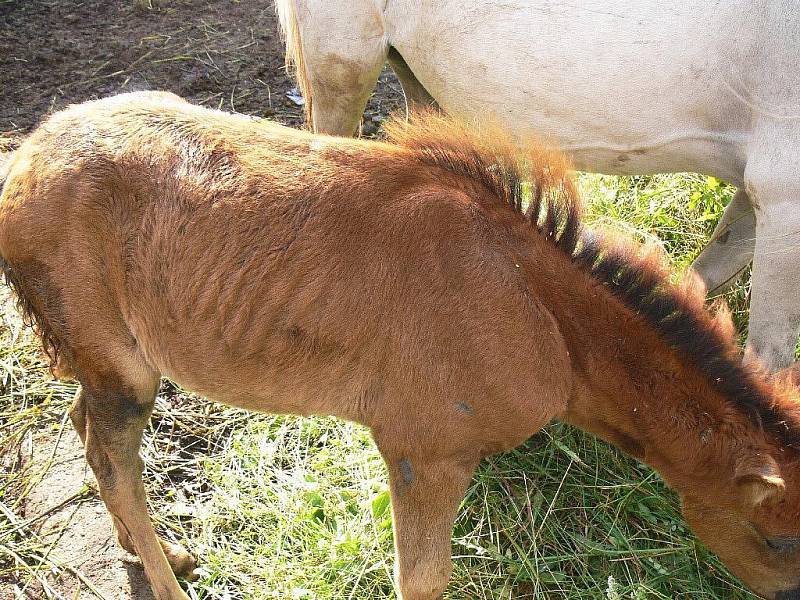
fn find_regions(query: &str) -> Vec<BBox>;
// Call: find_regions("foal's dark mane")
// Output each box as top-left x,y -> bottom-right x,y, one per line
385,113 -> 800,449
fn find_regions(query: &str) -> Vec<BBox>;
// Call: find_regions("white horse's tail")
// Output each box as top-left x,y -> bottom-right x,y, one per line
275,0 -> 314,127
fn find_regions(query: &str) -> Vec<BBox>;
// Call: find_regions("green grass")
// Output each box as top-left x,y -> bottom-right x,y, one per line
0,173 -> 762,599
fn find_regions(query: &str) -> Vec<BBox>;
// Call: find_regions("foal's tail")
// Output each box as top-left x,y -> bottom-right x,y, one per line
275,0 -> 313,127
0,255 -> 70,378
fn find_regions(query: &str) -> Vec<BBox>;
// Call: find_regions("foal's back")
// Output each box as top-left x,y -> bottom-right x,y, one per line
0,92 -> 580,599
0,92 -> 571,443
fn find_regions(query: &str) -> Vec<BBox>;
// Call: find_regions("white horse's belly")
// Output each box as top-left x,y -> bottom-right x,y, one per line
553,135 -> 746,185
385,0 -> 793,183
433,81 -> 747,182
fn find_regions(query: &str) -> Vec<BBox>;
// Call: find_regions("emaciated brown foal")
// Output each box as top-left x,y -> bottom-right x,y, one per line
3,92 -> 800,600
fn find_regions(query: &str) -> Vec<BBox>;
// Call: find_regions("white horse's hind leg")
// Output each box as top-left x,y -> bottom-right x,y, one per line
294,0 -> 389,135
742,143 -> 800,370
308,53 -> 388,135
387,48 -> 437,111
691,189 -> 756,294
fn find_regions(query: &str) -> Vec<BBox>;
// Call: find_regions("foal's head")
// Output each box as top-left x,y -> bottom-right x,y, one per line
674,363 -> 800,599
574,239 -> 800,599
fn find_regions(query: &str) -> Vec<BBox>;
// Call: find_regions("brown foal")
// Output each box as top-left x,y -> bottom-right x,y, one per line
3,92 -> 800,600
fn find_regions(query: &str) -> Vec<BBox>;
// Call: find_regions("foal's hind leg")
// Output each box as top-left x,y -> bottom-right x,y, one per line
69,389 -> 136,554
69,391 -> 137,556
377,438 -> 479,600
70,387 -> 198,581
74,366 -> 192,600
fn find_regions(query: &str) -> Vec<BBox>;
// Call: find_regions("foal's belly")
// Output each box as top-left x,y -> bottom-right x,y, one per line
138,331 -> 350,416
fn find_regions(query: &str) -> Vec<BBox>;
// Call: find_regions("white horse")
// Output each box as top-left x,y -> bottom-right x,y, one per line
275,0 -> 800,370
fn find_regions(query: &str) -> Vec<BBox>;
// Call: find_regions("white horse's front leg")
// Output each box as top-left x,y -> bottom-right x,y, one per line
743,145 -> 800,370
691,188 -> 755,294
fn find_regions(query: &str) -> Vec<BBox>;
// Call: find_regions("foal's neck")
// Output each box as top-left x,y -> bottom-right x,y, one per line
537,251 -> 745,489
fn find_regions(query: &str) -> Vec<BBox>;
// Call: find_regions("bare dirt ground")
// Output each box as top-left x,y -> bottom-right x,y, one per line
0,0 -> 403,136
0,1 -> 403,598
10,427 -> 156,600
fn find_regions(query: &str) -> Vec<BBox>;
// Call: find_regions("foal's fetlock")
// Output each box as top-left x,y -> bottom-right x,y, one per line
161,540 -> 199,581
111,515 -> 137,555
116,526 -> 137,555
150,582 -> 191,600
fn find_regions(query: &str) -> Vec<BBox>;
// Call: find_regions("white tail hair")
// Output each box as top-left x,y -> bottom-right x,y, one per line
275,0 -> 314,128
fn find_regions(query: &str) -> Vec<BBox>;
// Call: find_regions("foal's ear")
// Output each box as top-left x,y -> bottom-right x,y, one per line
735,453 -> 785,507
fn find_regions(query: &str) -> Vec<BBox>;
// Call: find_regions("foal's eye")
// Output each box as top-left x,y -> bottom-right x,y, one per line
765,536 -> 800,553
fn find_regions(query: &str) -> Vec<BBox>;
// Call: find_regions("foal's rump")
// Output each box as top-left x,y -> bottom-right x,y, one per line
0,93 -> 344,401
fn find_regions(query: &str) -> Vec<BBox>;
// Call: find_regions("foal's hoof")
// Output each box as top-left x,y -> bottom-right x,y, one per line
161,541 -> 200,581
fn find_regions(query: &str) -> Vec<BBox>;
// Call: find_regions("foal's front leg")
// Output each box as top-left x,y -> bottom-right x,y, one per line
379,444 -> 479,600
